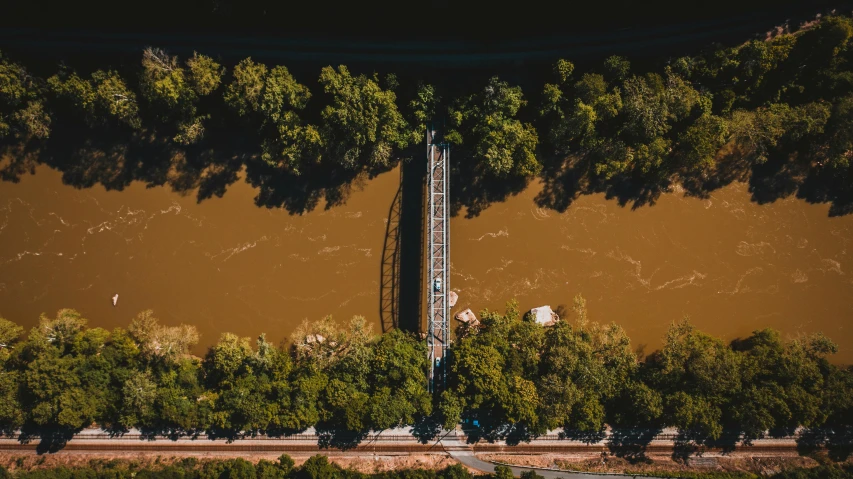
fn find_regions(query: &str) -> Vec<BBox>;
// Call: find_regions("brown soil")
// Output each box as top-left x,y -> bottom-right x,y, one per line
0,452 -> 457,474
481,452 -> 841,477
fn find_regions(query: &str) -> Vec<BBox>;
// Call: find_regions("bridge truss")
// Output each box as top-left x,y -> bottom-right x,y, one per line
426,124 -> 449,393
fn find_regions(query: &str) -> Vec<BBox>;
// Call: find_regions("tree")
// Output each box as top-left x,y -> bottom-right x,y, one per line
187,52 -> 224,96
224,58 -> 320,172
643,318 -> 741,441
536,295 -> 636,433
448,76 -> 540,177
603,55 -> 631,82
409,82 -> 439,143
128,310 -> 199,363
140,47 -> 223,144
0,51 -> 50,140
120,370 -> 157,427
0,318 -> 24,349
31,309 -> 88,349
620,73 -> 670,143
677,114 -> 728,170
319,65 -> 410,170
49,69 -> 141,129
224,58 -> 268,116
824,95 -> 853,170
493,466 -> 514,479
295,455 -> 340,479
367,329 -> 431,429
0,371 -> 23,433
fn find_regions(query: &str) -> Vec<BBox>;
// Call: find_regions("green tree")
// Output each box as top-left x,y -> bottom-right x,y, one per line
224,58 -> 320,173
0,318 -> 24,350
620,73 -> 670,143
448,77 -> 540,177
296,455 -> 340,479
677,114 -> 728,170
367,329 -> 431,429
140,47 -> 223,144
0,371 -> 23,432
536,295 -> 636,433
603,55 -> 631,82
644,318 -> 741,440
409,82 -> 439,143
824,95 -> 853,170
0,51 -> 50,140
48,69 -> 141,129
120,370 -> 157,427
318,65 -> 410,170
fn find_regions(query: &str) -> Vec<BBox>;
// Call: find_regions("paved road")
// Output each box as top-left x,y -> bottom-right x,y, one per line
448,451 -> 649,479
440,434 -> 662,479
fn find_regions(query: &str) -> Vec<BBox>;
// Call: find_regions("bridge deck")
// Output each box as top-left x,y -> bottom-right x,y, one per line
427,126 -> 449,392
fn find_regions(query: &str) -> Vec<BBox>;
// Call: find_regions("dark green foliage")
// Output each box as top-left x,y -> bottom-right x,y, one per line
140,47 -> 223,145
224,58 -> 320,173
318,65 -> 410,170
0,51 -> 50,140
48,68 -> 141,130
448,77 -> 540,178
2,15 -> 853,209
538,15 -> 853,194
0,303 -> 851,451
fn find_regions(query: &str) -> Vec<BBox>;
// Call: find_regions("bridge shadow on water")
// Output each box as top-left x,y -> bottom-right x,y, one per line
379,157 -> 425,334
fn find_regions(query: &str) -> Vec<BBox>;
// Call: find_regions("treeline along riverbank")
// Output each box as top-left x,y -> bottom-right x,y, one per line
0,299 -> 851,456
2,13 -> 853,215
0,455 -> 851,479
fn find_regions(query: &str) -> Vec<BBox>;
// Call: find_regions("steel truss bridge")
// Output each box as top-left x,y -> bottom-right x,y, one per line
426,124 -> 449,393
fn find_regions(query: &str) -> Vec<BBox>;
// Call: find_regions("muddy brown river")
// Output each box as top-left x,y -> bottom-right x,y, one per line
1,164 -> 851,361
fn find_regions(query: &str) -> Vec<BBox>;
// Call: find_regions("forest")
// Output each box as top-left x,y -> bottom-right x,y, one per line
0,298 -> 851,457
1,14 -> 853,215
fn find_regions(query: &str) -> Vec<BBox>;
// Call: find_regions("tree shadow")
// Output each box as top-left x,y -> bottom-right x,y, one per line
797,165 -> 853,217
1,121 -> 402,218
137,426 -> 202,441
747,154 -> 809,205
536,143 -> 853,219
680,145 -> 752,199
449,147 -> 531,218
1,124 -> 249,205
603,176 -> 667,210
535,153 -> 669,212
534,154 -> 589,213
18,426 -> 78,454
315,428 -> 369,451
560,428 -> 607,444
606,428 -> 661,464
671,431 -> 704,462
797,427 -> 853,462
410,414 -> 442,444
458,412 -> 538,445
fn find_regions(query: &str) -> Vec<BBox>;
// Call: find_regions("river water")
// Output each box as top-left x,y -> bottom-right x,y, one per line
1,164 -> 851,361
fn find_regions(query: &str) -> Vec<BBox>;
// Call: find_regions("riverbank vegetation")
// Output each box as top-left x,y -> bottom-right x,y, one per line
0,302 -> 851,457
1,13 -> 853,214
0,455 -> 851,479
